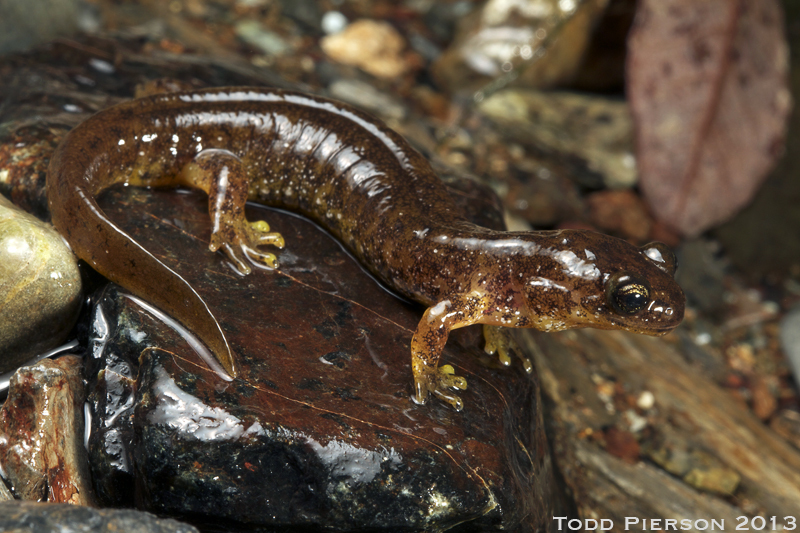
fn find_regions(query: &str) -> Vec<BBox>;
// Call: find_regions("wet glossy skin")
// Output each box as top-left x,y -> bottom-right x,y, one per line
47,87 -> 685,410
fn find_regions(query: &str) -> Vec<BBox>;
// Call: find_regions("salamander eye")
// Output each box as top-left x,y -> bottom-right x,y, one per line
606,272 -> 651,315
641,242 -> 677,276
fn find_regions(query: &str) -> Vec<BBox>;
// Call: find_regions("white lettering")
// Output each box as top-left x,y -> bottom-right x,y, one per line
625,517 -> 640,530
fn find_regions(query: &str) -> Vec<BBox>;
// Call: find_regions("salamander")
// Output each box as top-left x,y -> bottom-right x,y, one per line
47,87 -> 685,410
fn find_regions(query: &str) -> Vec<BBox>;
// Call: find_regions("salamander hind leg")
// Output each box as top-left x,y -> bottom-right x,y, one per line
179,149 -> 285,274
482,325 -> 533,373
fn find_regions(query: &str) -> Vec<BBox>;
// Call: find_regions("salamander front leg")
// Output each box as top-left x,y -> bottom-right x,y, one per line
411,298 -> 484,411
179,149 -> 285,273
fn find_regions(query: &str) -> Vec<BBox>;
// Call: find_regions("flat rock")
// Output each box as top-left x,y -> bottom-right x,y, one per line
83,186 -> 553,532
0,194 -> 82,372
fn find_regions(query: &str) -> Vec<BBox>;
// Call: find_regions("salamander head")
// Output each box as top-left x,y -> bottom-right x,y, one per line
519,231 -> 684,336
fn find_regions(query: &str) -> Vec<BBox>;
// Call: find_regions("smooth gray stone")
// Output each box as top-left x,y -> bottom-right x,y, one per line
0,195 -> 82,373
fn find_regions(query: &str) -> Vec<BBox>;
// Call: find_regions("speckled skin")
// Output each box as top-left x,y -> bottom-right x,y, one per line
47,87 -> 685,409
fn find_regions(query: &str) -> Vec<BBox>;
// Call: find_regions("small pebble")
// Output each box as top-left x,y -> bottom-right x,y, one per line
321,19 -> 410,78
636,391 -> 655,410
684,467 -> 740,496
321,11 -> 347,35
625,409 -> 648,433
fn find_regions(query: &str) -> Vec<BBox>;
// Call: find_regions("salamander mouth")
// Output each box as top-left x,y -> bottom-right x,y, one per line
638,322 -> 682,336
598,316 -> 681,336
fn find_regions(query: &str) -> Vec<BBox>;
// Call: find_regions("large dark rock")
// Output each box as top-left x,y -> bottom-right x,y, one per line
84,186 -> 553,531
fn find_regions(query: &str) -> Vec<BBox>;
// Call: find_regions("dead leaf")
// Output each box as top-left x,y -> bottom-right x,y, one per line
627,0 -> 791,236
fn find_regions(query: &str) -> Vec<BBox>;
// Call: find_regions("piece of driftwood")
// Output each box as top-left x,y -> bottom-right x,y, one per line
523,327 -> 800,531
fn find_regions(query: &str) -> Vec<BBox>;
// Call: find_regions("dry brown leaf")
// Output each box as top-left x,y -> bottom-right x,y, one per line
627,0 -> 791,236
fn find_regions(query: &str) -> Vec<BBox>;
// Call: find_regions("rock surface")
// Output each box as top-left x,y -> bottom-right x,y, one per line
0,500 -> 199,533
81,186 -> 553,532
0,194 -> 83,373
0,355 -> 94,505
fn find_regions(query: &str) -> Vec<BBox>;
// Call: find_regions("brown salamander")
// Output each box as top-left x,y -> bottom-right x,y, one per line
47,87 -> 685,410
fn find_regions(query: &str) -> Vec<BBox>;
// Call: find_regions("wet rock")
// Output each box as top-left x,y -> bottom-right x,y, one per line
0,195 -> 83,373
321,19 -> 413,79
477,89 -> 636,189
0,500 -> 199,533
84,329 -> 137,507
84,185 -> 552,531
431,0 -> 609,94
0,355 -> 94,505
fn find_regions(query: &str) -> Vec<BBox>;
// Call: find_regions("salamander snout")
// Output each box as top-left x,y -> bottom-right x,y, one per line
602,241 -> 684,335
